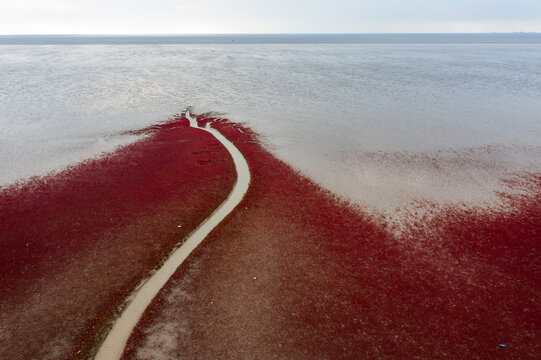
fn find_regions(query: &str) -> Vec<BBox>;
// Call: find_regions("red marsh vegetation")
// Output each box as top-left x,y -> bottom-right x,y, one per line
0,114 -> 235,360
123,115 -> 540,359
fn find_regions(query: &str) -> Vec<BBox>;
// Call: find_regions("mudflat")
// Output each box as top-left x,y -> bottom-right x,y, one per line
122,115 -> 540,360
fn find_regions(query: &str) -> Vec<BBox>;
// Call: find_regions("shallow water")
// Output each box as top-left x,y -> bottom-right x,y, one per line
1,36 -> 541,210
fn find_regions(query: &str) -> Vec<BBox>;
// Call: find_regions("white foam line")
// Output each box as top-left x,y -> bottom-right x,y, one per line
94,111 -> 250,360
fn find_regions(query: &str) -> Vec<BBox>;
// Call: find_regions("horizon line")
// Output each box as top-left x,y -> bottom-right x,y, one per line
1,32 -> 540,37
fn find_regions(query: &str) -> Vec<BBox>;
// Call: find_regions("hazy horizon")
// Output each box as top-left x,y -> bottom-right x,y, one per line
1,0 -> 540,35
2,33 -> 541,45
2,32 -> 540,35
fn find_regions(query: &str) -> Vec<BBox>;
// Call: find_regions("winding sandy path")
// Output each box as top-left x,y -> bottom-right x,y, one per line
94,112 -> 251,360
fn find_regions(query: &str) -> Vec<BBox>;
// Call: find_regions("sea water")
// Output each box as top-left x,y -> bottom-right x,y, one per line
1,35 -> 541,211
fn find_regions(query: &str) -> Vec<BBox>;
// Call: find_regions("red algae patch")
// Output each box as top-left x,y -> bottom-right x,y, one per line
94,111 -> 250,360
123,115 -> 540,359
0,114 -> 235,360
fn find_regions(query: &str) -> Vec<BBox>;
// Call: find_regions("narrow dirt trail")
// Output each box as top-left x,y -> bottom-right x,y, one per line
94,112 -> 250,360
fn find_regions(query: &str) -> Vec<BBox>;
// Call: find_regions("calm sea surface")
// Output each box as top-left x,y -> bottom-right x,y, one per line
1,34 -> 541,210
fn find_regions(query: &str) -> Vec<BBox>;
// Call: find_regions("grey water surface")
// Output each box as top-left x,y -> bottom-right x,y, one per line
1,34 -> 541,209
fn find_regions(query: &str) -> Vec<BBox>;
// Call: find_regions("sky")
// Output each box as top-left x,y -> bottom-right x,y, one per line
1,0 -> 540,34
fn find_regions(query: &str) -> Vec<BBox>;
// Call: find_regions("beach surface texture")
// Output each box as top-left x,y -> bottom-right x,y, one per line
122,114 -> 540,360
0,114 -> 236,359
95,111 -> 250,360
1,112 -> 540,360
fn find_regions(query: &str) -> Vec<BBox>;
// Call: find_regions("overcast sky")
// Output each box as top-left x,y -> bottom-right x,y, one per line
1,0 -> 540,34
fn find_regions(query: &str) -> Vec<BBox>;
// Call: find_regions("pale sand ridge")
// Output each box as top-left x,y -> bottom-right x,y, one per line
94,111 -> 251,360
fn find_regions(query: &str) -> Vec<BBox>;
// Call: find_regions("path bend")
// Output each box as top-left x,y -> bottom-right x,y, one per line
94,111 -> 251,360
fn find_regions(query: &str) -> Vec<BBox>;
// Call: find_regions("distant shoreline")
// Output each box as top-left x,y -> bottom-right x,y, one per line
1,33 -> 541,45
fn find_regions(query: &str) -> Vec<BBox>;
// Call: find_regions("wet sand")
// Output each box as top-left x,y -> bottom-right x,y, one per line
122,115 -> 540,359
